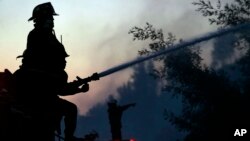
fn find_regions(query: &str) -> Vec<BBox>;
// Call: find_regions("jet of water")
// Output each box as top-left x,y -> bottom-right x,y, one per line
93,23 -> 250,79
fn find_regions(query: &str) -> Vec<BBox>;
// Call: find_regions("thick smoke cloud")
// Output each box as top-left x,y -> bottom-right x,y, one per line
211,33 -> 238,69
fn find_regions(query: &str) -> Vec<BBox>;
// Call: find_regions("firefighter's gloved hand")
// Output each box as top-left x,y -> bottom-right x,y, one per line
90,73 -> 99,81
62,82 -> 89,95
80,83 -> 89,92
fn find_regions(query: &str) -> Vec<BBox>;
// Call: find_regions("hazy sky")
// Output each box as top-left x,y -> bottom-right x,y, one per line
0,0 -> 218,115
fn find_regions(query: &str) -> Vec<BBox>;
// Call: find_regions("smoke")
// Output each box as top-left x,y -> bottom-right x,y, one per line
73,62 -> 184,141
69,21 -> 250,140
211,32 -> 246,69
64,21 -> 139,115
98,23 -> 250,78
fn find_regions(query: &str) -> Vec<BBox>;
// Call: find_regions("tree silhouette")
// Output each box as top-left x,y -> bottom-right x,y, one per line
129,1 -> 250,140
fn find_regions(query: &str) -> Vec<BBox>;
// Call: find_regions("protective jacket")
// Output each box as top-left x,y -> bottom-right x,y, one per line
21,27 -> 69,72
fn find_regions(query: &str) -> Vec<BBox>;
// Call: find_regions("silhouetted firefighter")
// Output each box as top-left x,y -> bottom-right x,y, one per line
107,99 -> 136,141
10,2 -> 98,141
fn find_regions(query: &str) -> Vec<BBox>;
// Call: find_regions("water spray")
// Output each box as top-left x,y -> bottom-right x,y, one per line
83,23 -> 250,83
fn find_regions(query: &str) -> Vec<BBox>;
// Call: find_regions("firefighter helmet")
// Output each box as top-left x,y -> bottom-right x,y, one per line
28,2 -> 58,21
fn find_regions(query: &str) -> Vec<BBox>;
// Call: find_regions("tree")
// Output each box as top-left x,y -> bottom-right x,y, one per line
128,0 -> 250,140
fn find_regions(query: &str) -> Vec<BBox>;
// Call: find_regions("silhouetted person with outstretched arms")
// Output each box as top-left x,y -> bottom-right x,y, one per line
12,2 -> 98,141
107,99 -> 136,141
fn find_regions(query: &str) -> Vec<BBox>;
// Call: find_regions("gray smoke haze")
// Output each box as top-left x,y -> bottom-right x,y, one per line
69,62 -> 184,141
211,33 -> 240,69
98,23 -> 250,79
3,1 -> 245,140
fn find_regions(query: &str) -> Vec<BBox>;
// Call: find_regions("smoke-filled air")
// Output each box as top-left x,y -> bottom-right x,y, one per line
1,0 -> 250,141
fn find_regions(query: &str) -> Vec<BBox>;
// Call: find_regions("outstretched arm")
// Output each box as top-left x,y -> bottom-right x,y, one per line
59,73 -> 99,96
120,103 -> 136,111
60,82 -> 89,96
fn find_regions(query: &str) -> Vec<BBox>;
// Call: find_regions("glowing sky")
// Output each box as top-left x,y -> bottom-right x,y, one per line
0,0 -> 218,115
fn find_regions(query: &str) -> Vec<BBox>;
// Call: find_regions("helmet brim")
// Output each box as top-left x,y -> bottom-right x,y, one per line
28,13 -> 59,21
